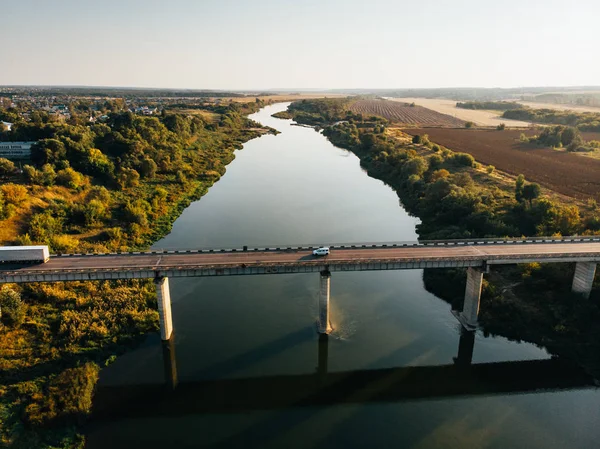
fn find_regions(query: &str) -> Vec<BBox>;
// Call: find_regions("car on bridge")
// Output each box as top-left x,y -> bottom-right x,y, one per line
313,247 -> 330,256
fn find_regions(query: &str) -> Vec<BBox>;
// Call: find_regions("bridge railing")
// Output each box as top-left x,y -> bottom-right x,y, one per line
50,235 -> 600,258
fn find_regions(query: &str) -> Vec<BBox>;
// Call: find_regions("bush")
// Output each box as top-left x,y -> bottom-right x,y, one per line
486,165 -> 495,174
1,183 -> 28,205
451,152 -> 475,167
465,121 -> 474,129
0,287 -> 26,326
412,134 -> 422,144
56,168 -> 86,190
0,157 -> 16,175
496,123 -> 506,131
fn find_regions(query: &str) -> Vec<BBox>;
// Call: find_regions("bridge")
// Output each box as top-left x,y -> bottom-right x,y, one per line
0,237 -> 598,338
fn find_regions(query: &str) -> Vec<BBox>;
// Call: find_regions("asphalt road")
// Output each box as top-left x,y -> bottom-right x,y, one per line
3,243 -> 600,274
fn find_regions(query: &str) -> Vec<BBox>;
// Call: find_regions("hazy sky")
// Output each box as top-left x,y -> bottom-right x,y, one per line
2,0 -> 599,90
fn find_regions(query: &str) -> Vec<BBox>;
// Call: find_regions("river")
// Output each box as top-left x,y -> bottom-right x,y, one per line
86,103 -> 599,449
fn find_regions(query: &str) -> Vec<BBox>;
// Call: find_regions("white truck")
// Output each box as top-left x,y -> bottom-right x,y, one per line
0,246 -> 50,264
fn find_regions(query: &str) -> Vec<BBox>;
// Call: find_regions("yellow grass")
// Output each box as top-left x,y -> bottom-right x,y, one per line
517,101 -> 600,113
389,97 -> 532,128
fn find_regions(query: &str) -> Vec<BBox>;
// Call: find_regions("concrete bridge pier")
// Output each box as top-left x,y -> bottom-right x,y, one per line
318,270 -> 333,334
571,262 -> 597,299
155,276 -> 173,340
459,267 -> 484,330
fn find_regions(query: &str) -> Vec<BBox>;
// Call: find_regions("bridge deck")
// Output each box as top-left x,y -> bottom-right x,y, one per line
1,242 -> 599,282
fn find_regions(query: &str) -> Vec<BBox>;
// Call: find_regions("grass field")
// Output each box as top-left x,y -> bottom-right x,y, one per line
390,97 -> 533,127
349,99 -> 465,126
403,128 -> 600,201
517,101 -> 600,113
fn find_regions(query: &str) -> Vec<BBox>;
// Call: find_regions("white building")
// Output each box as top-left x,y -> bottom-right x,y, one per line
0,141 -> 35,159
1,121 -> 12,131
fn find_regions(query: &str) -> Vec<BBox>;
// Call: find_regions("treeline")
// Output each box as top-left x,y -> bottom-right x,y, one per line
503,108 -> 600,131
524,125 -> 600,152
456,101 -> 523,111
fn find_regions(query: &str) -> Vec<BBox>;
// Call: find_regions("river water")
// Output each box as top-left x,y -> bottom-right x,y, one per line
87,103 -> 599,449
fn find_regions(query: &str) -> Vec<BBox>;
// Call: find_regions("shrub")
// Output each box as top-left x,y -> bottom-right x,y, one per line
56,168 -> 86,190
451,152 -> 475,167
496,123 -> 506,130
431,169 -> 450,181
486,165 -> 495,174
412,135 -> 422,144
465,121 -> 474,129
0,157 -> 16,175
1,183 -> 28,205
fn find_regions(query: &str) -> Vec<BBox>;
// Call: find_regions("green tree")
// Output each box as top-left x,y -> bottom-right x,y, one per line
117,168 -> 140,189
139,158 -> 158,179
515,174 -> 525,202
56,168 -> 86,190
0,288 -> 26,327
0,157 -> 16,176
560,127 -> 580,147
522,183 -> 541,205
465,121 -> 474,129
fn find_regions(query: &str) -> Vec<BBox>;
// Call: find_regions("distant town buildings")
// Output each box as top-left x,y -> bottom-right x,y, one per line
0,142 -> 35,159
1,121 -> 12,131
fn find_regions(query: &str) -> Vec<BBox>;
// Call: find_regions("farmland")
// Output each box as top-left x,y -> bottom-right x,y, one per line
389,97 -> 533,127
349,99 -> 465,127
403,128 -> 600,201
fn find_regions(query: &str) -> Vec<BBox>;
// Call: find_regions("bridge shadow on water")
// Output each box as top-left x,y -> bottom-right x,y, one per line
92,330 -> 594,423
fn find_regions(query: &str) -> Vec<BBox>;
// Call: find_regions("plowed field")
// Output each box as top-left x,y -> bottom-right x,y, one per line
403,128 -> 600,200
350,99 -> 465,127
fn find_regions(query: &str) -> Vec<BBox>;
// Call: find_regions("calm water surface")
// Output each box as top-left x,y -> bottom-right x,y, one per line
87,103 -> 599,449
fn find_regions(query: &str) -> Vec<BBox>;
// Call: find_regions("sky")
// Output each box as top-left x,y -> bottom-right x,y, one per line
1,0 -> 599,90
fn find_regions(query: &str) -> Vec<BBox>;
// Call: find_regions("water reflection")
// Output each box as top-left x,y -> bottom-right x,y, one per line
92,332 -> 593,422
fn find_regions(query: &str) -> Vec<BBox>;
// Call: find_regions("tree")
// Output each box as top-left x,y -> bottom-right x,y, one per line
522,183 -> 541,204
1,183 -> 27,205
41,164 -> 56,186
560,127 -> 580,147
139,158 -> 157,179
465,121 -> 474,129
0,288 -> 25,326
56,168 -> 86,190
496,123 -> 506,130
515,174 -> 525,202
117,168 -> 140,189
31,139 -> 66,167
0,158 -> 15,176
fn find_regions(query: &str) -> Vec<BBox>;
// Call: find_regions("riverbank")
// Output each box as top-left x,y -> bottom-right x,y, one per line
0,100 -> 276,448
280,98 -> 600,379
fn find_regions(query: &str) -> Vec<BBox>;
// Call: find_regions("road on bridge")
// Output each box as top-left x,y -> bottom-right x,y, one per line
2,242 -> 600,274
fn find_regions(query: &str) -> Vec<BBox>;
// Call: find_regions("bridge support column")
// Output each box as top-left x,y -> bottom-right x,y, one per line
155,276 -> 173,340
318,270 -> 332,334
572,262 -> 596,299
460,267 -> 484,330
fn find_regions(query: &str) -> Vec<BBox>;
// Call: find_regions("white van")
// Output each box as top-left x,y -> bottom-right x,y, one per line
313,247 -> 330,256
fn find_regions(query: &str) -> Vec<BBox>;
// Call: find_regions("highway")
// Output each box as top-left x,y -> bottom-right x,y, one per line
0,241 -> 599,281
